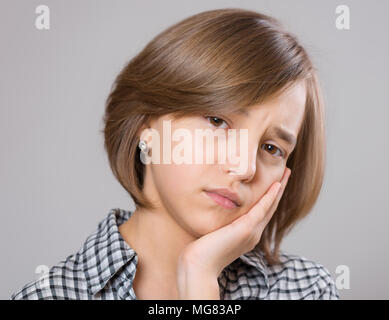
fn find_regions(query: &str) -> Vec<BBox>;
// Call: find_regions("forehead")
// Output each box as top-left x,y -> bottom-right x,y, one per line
235,81 -> 307,135
241,81 -> 306,114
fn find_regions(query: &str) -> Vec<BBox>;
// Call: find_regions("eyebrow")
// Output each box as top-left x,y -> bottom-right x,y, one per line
234,109 -> 250,117
232,109 -> 297,147
270,126 -> 297,148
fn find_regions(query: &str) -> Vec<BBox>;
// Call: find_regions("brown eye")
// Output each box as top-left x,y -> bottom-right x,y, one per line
262,144 -> 284,158
205,116 -> 229,129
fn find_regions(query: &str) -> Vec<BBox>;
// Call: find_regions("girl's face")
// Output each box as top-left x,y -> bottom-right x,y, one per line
141,81 -> 306,238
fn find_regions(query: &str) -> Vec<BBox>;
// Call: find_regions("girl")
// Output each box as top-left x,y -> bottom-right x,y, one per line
11,8 -> 339,300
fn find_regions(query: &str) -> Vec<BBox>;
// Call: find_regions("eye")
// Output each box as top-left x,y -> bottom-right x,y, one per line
262,143 -> 285,158
205,116 -> 229,129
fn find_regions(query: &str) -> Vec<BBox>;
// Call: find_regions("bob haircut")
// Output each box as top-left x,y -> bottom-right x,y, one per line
101,8 -> 326,266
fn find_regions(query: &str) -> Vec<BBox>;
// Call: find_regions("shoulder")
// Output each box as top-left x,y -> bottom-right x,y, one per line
10,253 -> 89,300
221,249 -> 339,300
265,250 -> 340,300
10,208 -> 133,300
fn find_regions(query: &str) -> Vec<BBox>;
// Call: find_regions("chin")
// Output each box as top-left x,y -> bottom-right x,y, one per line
185,212 -> 230,238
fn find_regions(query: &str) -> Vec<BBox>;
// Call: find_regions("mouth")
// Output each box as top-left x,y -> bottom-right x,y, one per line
204,190 -> 240,209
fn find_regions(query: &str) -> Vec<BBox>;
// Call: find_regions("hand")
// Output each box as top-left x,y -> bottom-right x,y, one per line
176,167 -> 291,299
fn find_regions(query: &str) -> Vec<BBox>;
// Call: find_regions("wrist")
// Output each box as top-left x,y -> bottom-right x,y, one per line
177,261 -> 220,300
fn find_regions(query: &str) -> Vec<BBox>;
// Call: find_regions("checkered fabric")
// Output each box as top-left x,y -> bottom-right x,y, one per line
10,208 -> 339,300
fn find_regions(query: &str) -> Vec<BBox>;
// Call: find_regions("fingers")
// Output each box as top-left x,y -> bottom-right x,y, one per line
273,167 -> 291,207
248,167 -> 291,226
263,167 -> 291,225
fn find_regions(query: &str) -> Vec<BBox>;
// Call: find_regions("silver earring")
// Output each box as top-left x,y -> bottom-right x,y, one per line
138,139 -> 151,164
138,139 -> 149,154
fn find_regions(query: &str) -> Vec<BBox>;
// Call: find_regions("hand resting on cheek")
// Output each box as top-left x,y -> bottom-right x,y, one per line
176,167 -> 292,299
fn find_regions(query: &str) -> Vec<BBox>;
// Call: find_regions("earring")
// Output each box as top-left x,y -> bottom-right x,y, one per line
138,139 -> 151,164
138,139 -> 149,154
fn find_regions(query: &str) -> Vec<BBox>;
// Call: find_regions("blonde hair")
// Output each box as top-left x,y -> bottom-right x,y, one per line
101,8 -> 326,266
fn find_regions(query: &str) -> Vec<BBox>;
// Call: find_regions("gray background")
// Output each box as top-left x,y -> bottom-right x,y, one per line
1,0 -> 388,300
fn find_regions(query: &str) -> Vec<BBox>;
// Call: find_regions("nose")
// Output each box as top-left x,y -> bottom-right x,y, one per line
219,137 -> 258,184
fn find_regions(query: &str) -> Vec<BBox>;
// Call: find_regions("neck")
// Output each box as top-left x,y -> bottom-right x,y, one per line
118,205 -> 197,296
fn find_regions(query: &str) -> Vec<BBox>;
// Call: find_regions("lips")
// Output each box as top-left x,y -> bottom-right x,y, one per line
204,188 -> 241,209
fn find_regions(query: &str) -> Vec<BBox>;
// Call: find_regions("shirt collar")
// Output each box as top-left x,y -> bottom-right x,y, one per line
81,208 -> 269,297
239,248 -> 269,284
80,208 -> 137,297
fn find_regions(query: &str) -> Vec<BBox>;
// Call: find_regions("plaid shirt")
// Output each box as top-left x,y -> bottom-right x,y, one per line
10,208 -> 340,300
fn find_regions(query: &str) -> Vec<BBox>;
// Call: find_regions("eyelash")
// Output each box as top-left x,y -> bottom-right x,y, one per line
261,144 -> 285,158
205,115 -> 230,129
204,115 -> 286,159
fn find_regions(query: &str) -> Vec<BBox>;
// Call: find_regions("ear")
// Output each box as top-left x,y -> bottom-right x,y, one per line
137,115 -> 158,142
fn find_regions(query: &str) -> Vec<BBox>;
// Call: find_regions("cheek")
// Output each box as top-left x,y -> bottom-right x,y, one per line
256,160 -> 285,181
247,165 -> 285,203
152,163 -> 204,195
151,163 -> 226,237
